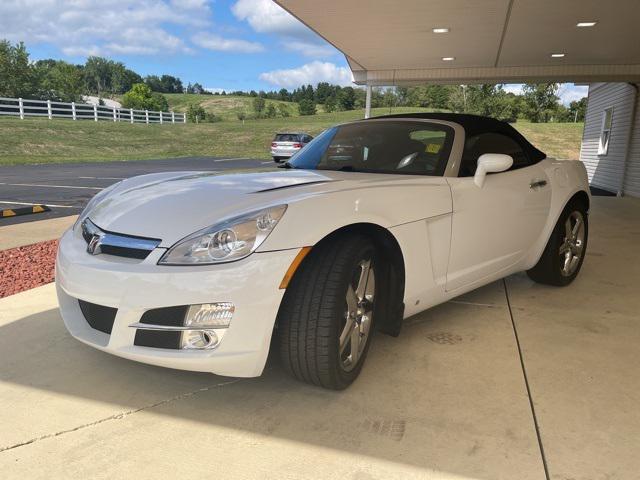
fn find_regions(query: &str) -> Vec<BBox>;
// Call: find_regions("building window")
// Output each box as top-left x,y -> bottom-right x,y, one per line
598,107 -> 613,155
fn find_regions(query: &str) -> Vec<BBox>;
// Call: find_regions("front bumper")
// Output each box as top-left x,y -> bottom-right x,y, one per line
55,226 -> 299,377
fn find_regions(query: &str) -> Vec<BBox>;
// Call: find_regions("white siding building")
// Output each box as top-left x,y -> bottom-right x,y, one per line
580,83 -> 640,196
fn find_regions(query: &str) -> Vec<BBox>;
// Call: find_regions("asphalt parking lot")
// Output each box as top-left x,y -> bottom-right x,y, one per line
1,196 -> 639,479
0,157 -> 274,225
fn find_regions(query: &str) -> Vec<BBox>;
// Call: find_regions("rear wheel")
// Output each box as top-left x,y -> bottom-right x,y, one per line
273,156 -> 282,163
278,234 -> 377,389
527,199 -> 588,286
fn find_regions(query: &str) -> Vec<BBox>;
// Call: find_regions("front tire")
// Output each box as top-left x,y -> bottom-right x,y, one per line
278,234 -> 377,389
527,199 -> 588,286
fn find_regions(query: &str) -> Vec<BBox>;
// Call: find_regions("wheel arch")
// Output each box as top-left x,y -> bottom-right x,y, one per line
570,189 -> 590,211
525,188 -> 590,269
280,222 -> 406,337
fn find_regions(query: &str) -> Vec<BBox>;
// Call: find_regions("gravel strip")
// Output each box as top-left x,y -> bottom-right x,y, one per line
0,240 -> 58,298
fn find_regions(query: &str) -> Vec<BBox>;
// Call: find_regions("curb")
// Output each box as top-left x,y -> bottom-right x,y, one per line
1,205 -> 51,218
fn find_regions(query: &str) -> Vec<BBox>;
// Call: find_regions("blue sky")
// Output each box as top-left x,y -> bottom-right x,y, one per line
1,0 -> 586,103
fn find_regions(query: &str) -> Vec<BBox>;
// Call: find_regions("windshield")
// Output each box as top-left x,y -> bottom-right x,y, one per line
287,120 -> 454,176
275,134 -> 300,142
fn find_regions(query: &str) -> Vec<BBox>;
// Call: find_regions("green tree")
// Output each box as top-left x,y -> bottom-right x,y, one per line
186,104 -> 206,123
522,83 -> 559,123
0,40 -> 37,97
337,86 -> 356,110
265,103 -> 277,118
298,98 -> 316,116
121,83 -> 168,111
83,56 -> 114,95
110,63 -> 142,94
323,95 -> 337,113
35,60 -> 84,102
407,85 -> 452,109
252,96 -> 266,115
277,103 -> 291,117
568,97 -> 587,122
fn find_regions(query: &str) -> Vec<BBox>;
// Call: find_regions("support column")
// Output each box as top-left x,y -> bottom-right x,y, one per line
364,84 -> 372,119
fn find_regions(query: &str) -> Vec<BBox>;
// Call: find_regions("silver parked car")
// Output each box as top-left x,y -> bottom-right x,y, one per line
271,132 -> 313,162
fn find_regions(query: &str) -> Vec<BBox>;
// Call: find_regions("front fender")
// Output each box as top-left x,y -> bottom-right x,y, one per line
524,160 -> 591,268
258,182 -> 452,251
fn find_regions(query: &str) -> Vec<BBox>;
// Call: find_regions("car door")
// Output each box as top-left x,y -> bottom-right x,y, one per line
445,132 -> 551,291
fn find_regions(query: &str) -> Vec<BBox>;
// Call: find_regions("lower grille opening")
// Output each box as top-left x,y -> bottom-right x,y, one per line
140,305 -> 188,327
134,330 -> 181,349
133,305 -> 188,349
78,300 -> 117,334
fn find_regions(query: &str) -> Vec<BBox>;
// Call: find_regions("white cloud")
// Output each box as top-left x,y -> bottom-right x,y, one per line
0,0 -> 210,56
558,84 -> 588,105
232,0 -> 337,58
282,40 -> 336,58
232,0 -> 309,38
260,61 -> 353,88
503,84 -> 524,95
205,87 -> 229,94
192,33 -> 264,53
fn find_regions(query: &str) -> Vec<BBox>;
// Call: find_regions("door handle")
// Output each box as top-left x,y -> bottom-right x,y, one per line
530,180 -> 547,189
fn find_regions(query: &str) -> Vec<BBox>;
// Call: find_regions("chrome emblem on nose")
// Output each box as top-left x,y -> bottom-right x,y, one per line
81,218 -> 104,255
86,232 -> 104,255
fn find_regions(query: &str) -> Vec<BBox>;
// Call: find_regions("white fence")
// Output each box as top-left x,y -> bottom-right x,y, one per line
0,97 -> 186,124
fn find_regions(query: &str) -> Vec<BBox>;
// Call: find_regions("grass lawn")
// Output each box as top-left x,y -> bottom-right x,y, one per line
0,108 -> 584,165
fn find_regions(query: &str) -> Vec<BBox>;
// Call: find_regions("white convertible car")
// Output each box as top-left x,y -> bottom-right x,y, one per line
56,113 -> 590,389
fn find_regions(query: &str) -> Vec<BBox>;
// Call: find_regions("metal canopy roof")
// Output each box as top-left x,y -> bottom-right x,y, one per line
276,0 -> 640,85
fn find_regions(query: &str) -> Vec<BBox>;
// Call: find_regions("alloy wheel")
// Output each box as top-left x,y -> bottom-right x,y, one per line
339,258 -> 375,372
559,210 -> 585,277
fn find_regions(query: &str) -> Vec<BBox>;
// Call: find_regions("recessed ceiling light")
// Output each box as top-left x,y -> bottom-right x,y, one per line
576,21 -> 597,27
551,53 -> 566,58
432,27 -> 450,33
442,57 -> 455,61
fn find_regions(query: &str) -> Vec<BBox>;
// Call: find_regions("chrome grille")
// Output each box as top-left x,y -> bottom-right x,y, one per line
81,219 -> 161,260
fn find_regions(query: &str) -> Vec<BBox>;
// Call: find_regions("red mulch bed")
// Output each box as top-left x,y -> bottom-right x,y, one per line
0,240 -> 59,298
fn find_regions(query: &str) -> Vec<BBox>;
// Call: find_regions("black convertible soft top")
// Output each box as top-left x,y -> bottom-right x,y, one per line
370,112 -> 546,162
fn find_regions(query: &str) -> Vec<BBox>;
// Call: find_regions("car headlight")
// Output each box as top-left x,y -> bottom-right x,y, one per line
158,205 -> 287,265
74,181 -> 122,229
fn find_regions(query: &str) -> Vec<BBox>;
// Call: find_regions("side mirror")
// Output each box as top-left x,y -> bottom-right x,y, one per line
474,153 -> 513,188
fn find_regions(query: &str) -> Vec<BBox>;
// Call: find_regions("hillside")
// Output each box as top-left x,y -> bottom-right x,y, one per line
164,94 -> 304,120
0,108 -> 584,165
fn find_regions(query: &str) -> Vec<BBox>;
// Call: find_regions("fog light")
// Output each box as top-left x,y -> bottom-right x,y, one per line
185,302 -> 234,328
181,329 -> 222,350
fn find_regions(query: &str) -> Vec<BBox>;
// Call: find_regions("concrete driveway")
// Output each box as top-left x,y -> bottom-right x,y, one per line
0,197 -> 638,480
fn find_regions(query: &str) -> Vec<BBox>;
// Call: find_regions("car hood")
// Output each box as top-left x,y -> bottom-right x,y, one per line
88,170 -> 341,247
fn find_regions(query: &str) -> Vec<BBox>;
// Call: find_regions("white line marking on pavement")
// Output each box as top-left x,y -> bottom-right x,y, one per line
261,161 -> 273,165
0,200 -> 80,208
213,158 -> 253,163
78,176 -> 126,180
0,183 -> 103,190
